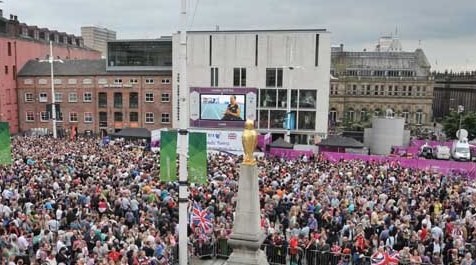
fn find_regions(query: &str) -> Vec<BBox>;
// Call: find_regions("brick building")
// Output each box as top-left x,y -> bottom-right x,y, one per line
0,10 -> 101,133
17,59 -> 173,135
329,37 -> 434,131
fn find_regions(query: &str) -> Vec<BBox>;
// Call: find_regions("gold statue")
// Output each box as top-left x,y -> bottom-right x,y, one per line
242,119 -> 258,165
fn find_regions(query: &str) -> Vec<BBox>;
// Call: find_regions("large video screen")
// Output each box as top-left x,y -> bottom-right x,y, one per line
200,94 -> 246,121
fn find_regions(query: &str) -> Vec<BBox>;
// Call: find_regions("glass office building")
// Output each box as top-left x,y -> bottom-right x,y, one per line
107,38 -> 172,71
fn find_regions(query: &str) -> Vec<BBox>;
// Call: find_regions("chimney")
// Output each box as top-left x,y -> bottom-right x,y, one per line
14,16 -> 18,21
215,25 -> 220,31
0,10 -> 3,18
340,43 -> 344,52
9,14 -> 13,20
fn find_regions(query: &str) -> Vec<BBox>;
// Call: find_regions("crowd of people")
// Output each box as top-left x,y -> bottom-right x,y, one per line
0,135 -> 476,265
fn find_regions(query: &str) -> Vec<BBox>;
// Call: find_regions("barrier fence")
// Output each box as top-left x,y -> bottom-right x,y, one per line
171,239 -> 476,265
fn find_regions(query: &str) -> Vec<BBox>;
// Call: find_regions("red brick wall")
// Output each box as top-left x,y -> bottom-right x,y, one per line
0,37 -> 101,133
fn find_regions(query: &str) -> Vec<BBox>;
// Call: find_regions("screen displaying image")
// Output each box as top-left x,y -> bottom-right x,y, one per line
200,94 -> 246,121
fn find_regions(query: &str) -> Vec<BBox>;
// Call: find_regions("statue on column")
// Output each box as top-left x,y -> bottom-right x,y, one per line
242,119 -> 257,165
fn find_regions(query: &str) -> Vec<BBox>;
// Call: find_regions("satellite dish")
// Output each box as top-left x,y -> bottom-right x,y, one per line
385,108 -> 394,118
456,129 -> 468,140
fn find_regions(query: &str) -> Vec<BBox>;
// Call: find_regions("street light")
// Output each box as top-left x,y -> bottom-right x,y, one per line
458,105 -> 464,137
283,65 -> 303,143
39,41 -> 63,138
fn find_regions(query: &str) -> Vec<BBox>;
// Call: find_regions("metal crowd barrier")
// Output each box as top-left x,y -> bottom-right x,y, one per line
181,239 -> 463,265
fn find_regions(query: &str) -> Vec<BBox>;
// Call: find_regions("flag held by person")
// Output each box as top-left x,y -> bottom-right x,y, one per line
190,202 -> 213,234
371,250 -> 399,265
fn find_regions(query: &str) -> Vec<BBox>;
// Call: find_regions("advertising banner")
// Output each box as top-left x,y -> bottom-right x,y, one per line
191,130 -> 243,152
159,131 -> 178,182
188,132 -> 207,184
0,122 -> 11,166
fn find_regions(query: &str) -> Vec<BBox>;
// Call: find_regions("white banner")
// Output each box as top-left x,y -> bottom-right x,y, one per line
191,129 -> 243,151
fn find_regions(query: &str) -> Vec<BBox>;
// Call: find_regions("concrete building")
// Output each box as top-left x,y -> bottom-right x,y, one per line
172,29 -> 331,144
0,10 -> 101,133
433,71 -> 476,120
81,26 -> 117,57
329,37 -> 434,131
17,39 -> 173,136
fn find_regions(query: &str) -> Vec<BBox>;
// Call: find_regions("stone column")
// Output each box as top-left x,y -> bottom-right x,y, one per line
226,163 -> 269,265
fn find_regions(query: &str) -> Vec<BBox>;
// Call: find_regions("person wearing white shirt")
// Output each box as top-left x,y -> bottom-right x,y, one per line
17,233 -> 29,254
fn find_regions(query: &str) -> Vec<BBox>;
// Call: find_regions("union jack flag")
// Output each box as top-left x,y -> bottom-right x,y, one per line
190,202 -> 213,234
371,250 -> 399,265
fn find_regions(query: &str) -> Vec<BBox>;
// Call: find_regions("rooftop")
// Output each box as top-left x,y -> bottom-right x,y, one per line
18,59 -> 171,77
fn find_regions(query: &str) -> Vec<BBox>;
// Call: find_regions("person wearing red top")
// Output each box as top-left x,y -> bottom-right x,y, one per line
108,247 -> 121,263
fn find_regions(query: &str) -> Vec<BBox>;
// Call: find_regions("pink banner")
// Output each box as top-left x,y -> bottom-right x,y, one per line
269,148 -> 314,159
322,152 -> 476,178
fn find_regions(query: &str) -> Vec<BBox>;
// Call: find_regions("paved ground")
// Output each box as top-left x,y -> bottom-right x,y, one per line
190,257 -> 227,265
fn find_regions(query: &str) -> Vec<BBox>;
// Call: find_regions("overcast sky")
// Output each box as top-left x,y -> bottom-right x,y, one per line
4,0 -> 476,71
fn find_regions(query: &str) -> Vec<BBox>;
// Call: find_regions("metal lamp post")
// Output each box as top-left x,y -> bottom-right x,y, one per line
178,0 -> 189,265
39,41 -> 63,138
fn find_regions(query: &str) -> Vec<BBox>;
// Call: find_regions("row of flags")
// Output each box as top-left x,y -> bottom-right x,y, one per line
159,131 -> 208,184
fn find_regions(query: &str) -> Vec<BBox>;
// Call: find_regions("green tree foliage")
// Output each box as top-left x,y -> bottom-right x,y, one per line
442,111 -> 476,140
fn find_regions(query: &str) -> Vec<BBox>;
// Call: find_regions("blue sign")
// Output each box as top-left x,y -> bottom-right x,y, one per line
284,112 -> 296,130
102,136 -> 110,146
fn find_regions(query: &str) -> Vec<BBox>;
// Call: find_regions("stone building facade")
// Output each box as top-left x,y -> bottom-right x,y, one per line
329,41 -> 434,130
433,72 -> 476,120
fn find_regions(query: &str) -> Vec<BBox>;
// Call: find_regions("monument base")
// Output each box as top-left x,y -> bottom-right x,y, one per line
225,248 -> 268,265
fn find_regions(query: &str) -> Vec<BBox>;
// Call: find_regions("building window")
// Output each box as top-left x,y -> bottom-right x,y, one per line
402,111 -> 409,123
416,86 -> 421,97
114,78 -> 123,84
374,85 -> 379,96
379,85 -> 385,96
114,92 -> 123,108
54,79 -> 62,85
129,79 -> 138,84
161,93 -> 170,102
99,112 -> 107,127
408,86 -> 413,96
68,79 -> 77,85
7,42 -> 11,56
26,111 -> 34,122
55,92 -> 63,102
25,93 -> 34,102
145,78 -> 154,84
329,109 -> 337,124
98,78 -> 107,85
39,92 -> 48,102
210,67 -> 219,87
98,92 -> 107,108
129,92 -> 139,108
145,112 -> 154,123
56,112 -> 63,122
40,111 -> 49,122
352,84 -> 357,95
233,68 -> 246,87
82,78 -> 92,85
266,68 -> 283,87
38,79 -> 47,85
360,110 -> 367,121
4,66 -> 8,75
145,93 -> 154,102
415,111 -> 423,125
161,79 -> 170,84
84,112 -> 93,123
68,92 -> 78,102
114,112 -> 123,122
161,113 -> 171,123
69,112 -> 78,122
83,92 -> 92,102
130,112 -> 138,122
347,109 -> 355,122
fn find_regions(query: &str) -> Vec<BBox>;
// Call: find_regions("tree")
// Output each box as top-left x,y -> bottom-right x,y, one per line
442,111 -> 476,140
